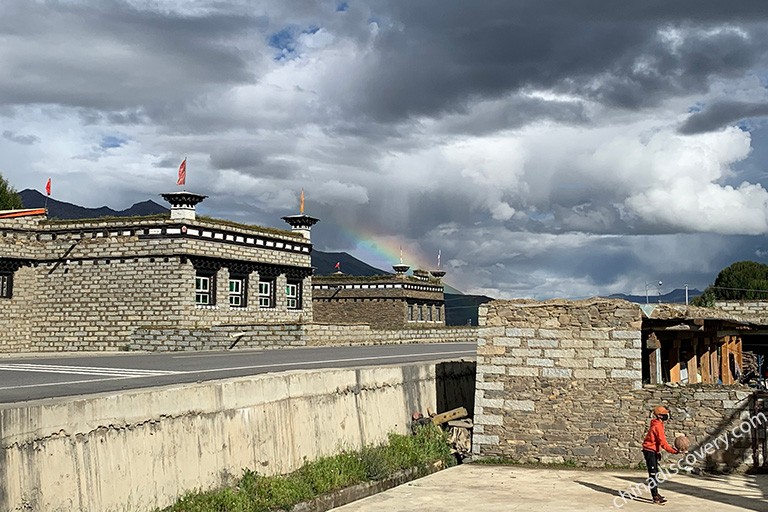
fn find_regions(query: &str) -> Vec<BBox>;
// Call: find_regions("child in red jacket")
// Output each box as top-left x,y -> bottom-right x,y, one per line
642,406 -> 681,505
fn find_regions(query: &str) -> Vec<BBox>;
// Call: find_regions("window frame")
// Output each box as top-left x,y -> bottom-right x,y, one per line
0,272 -> 12,299
286,280 -> 302,310
258,279 -> 275,308
195,272 -> 216,306
228,275 -> 247,308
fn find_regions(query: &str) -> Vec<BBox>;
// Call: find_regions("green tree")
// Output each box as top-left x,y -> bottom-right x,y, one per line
0,173 -> 23,210
692,261 -> 768,306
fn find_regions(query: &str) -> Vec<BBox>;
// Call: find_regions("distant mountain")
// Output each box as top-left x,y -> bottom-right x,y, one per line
608,288 -> 703,304
20,189 -> 168,219
312,250 -> 390,276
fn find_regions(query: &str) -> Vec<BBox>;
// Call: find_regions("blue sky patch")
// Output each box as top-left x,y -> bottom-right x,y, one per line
337,2 -> 349,12
100,135 -> 126,149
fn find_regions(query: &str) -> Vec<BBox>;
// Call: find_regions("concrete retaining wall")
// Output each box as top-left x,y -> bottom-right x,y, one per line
0,361 -> 475,512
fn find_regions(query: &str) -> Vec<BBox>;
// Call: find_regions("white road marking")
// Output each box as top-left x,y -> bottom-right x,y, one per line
0,363 -> 181,377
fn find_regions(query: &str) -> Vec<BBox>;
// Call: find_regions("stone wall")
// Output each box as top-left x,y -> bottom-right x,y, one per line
473,298 -> 761,470
715,300 -> 768,320
130,323 -> 479,351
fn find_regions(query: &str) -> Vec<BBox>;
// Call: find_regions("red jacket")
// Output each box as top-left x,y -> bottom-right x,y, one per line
642,418 -> 679,454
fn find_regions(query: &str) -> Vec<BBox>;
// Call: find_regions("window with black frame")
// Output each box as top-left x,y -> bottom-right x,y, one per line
0,273 -> 12,298
195,272 -> 215,305
229,275 -> 247,307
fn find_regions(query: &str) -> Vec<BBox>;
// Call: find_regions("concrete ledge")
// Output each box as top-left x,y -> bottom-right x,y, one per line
290,465 -> 441,512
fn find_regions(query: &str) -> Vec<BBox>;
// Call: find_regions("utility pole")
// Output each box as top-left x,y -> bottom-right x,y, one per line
645,281 -> 649,304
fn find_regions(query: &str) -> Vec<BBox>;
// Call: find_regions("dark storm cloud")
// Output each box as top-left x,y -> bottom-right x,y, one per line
347,1 -> 768,122
0,1 -> 262,112
679,101 -> 768,134
2,130 -> 40,145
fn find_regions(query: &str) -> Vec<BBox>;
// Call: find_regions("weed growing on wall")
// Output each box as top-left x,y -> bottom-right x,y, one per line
155,425 -> 453,512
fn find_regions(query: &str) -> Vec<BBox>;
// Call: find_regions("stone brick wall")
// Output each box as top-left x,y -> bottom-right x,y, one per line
715,300 -> 768,320
473,298 -> 760,470
129,323 -> 478,351
0,216 -> 313,352
312,298 -> 408,328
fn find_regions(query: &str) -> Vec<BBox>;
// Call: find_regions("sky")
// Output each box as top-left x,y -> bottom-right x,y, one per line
2,1 -> 768,299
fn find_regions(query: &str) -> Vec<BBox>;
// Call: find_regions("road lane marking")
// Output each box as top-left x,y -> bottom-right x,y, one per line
170,343 -> 477,359
0,363 -> 181,378
0,376 -> 137,391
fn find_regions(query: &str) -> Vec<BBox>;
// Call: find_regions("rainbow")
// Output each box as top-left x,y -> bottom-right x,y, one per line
335,224 -> 433,273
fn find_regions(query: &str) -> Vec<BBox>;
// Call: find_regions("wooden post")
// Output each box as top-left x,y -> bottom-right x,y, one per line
670,339 -> 681,383
735,337 -> 743,377
700,339 -> 711,384
711,340 -> 720,384
721,337 -> 732,385
688,339 -> 699,384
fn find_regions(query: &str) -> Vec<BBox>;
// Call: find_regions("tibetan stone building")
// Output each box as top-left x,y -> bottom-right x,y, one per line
0,193 -> 315,352
312,264 -> 446,329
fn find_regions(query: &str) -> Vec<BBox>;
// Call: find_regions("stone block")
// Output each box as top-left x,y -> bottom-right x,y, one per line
506,327 -> 536,337
612,330 -> 641,339
593,357 -> 626,368
542,368 -> 572,378
493,337 -> 522,347
476,364 -> 505,375
504,400 -> 535,412
527,358 -> 554,367
507,367 -> 539,377
534,329 -> 561,339
475,414 -> 503,425
528,339 -> 560,348
478,397 -> 504,408
574,369 -> 607,379
473,434 -> 500,446
608,348 -> 641,359
559,339 -> 595,348
610,369 -> 642,379
544,349 -> 576,359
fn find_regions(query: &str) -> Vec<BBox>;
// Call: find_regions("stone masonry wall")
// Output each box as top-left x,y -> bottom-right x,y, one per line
473,298 -> 761,470
715,300 -> 768,320
312,298 -> 407,329
129,324 -> 478,351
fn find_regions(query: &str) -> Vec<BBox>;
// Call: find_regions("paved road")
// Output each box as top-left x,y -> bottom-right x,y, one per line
0,343 -> 476,404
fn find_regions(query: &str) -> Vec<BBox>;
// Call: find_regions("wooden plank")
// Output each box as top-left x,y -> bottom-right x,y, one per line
688,339 -> 699,384
700,340 -> 711,384
711,339 -> 720,384
431,407 -> 468,425
670,339 -> 681,383
721,337 -> 732,385
649,349 -> 658,385
735,337 -> 744,377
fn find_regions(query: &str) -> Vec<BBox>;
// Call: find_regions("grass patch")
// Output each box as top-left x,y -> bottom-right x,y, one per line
155,424 -> 452,512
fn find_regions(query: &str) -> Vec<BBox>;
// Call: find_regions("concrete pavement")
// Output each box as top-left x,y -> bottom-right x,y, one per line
332,464 -> 768,511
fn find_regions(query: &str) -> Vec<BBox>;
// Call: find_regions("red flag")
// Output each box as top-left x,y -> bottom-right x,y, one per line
45,178 -> 51,196
177,158 -> 187,186
334,262 -> 340,270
